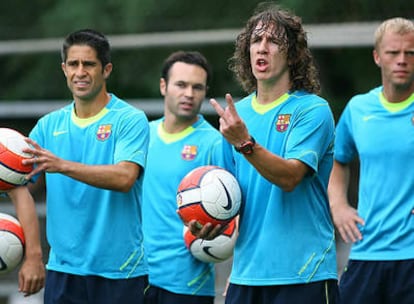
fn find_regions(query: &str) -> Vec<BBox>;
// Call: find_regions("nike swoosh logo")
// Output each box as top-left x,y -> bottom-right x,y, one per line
202,246 -> 221,260
53,130 -> 68,136
0,257 -> 6,271
218,178 -> 233,211
362,115 -> 376,121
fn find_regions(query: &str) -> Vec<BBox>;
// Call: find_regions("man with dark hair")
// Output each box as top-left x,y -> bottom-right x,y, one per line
142,50 -> 226,304
23,29 -> 150,304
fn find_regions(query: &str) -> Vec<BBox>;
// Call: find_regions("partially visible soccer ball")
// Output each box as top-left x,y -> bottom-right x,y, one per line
177,165 -> 241,226
0,213 -> 25,274
0,128 -> 33,192
183,218 -> 237,263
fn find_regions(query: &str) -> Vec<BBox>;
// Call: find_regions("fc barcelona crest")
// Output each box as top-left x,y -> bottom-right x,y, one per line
276,114 -> 291,132
181,145 -> 198,161
96,124 -> 112,141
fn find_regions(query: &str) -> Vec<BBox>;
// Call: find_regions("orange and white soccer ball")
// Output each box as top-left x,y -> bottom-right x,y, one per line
177,166 -> 241,227
0,128 -> 33,192
183,218 -> 237,263
0,212 -> 25,274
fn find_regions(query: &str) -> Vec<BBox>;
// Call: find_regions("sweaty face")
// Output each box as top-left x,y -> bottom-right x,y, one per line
160,61 -> 208,122
374,31 -> 414,92
249,22 -> 289,86
61,45 -> 112,103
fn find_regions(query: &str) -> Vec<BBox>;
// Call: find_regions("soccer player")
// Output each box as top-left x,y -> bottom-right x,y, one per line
142,51 -> 226,304
22,29 -> 150,304
194,3 -> 339,303
328,17 -> 414,303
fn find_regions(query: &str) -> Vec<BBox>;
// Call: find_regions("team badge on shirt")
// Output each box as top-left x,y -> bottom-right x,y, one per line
276,114 -> 291,132
411,113 -> 414,125
181,145 -> 198,161
96,124 -> 112,141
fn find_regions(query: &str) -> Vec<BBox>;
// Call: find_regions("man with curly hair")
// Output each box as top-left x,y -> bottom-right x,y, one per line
192,3 -> 339,303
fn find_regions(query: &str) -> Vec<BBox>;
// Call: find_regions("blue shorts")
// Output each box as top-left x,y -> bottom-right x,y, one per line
340,259 -> 414,304
44,270 -> 148,304
144,285 -> 214,304
224,280 -> 338,304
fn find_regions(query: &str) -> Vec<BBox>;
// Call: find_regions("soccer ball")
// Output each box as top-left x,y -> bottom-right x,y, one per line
0,212 -> 25,274
177,165 -> 241,226
183,218 -> 237,263
0,128 -> 33,192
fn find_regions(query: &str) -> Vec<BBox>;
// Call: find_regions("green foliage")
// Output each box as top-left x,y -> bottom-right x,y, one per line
0,0 -> 410,116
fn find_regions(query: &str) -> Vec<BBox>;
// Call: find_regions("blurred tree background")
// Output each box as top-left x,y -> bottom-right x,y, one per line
0,0 -> 411,121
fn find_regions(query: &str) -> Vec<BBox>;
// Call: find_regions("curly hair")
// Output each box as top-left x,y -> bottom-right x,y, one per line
229,2 -> 320,95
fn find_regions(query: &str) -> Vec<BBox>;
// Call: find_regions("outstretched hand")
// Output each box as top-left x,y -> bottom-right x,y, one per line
22,137 -> 64,179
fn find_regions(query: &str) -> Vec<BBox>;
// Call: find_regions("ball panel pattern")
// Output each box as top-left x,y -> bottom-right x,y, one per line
0,213 -> 25,274
177,166 -> 241,227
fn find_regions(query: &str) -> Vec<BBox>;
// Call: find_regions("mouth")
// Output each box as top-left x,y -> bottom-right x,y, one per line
255,58 -> 269,72
180,101 -> 194,110
74,80 -> 90,88
393,70 -> 408,76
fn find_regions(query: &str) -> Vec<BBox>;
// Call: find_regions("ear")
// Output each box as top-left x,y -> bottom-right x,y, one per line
103,63 -> 113,79
373,49 -> 381,67
61,62 -> 67,77
160,78 -> 167,96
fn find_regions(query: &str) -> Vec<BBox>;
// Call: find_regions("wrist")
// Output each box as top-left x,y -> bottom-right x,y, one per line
234,136 -> 256,155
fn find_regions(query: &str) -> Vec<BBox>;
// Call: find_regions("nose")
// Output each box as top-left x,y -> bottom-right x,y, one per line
397,52 -> 408,65
75,64 -> 87,76
258,38 -> 269,53
184,85 -> 194,97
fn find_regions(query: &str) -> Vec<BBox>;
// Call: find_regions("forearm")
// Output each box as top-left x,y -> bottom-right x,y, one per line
59,160 -> 140,192
328,160 -> 351,209
10,188 -> 43,260
244,143 -> 308,192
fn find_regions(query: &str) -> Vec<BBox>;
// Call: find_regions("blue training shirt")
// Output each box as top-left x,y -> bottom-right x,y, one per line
142,115 -> 225,296
227,91 -> 337,285
30,94 -> 149,278
335,87 -> 414,260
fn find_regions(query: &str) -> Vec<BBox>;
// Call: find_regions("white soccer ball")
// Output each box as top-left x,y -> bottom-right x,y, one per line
0,128 -> 33,192
177,166 -> 242,226
183,218 -> 237,263
0,213 -> 25,274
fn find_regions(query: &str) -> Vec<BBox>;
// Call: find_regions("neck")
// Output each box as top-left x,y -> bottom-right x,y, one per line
382,83 -> 414,103
74,92 -> 110,118
256,82 -> 290,104
163,113 -> 199,134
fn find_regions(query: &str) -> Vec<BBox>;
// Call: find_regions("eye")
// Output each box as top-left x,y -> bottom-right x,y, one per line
193,84 -> 206,92
66,61 -> 78,67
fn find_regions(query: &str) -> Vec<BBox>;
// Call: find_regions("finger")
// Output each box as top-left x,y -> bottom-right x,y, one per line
337,227 -> 350,243
209,98 -> 225,117
24,137 -> 40,149
224,93 -> 237,114
25,167 -> 42,180
18,272 -> 24,292
349,224 -> 363,241
198,222 -> 214,239
207,223 -> 224,239
187,220 -> 203,236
